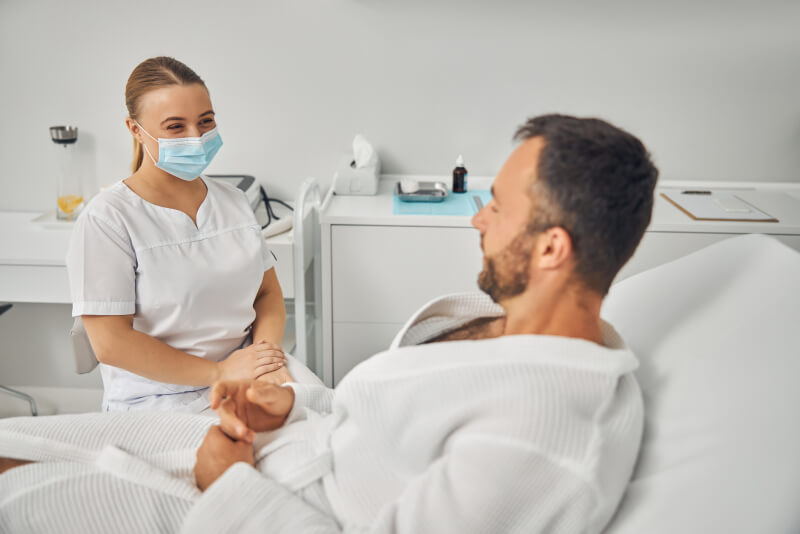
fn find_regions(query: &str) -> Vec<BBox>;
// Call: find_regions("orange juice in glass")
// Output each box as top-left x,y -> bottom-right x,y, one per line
50,126 -> 85,220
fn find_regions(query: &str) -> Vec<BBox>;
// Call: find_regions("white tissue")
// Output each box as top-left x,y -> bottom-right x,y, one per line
353,134 -> 377,168
400,178 -> 420,193
332,134 -> 381,195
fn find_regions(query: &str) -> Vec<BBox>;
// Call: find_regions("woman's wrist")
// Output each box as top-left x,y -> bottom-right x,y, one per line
209,360 -> 223,385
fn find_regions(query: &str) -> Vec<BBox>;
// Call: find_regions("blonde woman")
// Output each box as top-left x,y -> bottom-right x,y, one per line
66,57 -> 292,412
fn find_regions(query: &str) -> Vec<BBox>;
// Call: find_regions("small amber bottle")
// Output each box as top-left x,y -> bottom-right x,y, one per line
452,155 -> 468,193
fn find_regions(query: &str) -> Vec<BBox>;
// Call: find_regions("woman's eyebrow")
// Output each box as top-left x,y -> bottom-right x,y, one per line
159,111 -> 213,126
160,116 -> 184,126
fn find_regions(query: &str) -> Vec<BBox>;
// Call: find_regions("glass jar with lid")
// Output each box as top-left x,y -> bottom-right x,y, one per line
50,125 -> 86,220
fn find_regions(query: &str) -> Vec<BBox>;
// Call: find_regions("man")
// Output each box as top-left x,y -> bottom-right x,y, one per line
0,114 -> 658,533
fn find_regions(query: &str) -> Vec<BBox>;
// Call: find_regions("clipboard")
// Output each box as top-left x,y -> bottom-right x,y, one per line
661,192 -> 778,223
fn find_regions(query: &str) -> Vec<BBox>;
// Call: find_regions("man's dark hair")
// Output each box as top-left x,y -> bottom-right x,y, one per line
515,114 -> 658,295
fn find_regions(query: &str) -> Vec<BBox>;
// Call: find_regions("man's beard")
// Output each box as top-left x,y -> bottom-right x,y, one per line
478,231 -> 536,303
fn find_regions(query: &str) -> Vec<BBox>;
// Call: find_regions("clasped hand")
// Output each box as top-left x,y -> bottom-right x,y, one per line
218,340 -> 288,382
194,380 -> 296,491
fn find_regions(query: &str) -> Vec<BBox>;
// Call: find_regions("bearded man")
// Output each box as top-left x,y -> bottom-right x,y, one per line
0,114 -> 658,534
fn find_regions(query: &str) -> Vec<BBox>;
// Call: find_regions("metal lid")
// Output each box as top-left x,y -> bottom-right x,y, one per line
50,125 -> 78,144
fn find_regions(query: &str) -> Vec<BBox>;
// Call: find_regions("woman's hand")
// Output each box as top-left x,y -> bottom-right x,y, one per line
210,380 -> 296,443
217,340 -> 286,382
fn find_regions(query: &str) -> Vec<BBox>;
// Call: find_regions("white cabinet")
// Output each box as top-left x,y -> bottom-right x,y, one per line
332,225 -> 481,323
330,225 -> 481,383
320,179 -> 800,386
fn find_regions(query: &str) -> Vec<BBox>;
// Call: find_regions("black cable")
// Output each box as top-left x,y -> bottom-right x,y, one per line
269,198 -> 294,211
259,186 -> 294,230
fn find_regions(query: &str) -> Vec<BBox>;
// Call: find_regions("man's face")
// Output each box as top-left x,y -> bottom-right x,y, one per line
471,137 -> 545,302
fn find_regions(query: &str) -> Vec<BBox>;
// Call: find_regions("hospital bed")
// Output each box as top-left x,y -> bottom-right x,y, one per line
49,229 -> 800,530
602,233 -> 800,532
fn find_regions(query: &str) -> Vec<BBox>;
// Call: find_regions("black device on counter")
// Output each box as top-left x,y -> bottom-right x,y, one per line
206,174 -> 293,229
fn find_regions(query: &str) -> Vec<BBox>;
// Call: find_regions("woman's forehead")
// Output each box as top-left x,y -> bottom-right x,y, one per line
137,84 -> 211,119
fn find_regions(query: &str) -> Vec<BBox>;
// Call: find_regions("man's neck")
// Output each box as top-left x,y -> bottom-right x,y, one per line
501,283 -> 605,345
424,316 -> 505,344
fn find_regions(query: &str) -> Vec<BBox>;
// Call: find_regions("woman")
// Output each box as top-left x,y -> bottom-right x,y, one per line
66,57 -> 293,412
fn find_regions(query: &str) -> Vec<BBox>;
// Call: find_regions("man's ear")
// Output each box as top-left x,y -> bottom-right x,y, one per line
535,227 -> 573,270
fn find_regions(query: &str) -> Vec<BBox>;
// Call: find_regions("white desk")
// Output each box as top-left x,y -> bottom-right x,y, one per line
0,211 -> 296,303
320,177 -> 800,386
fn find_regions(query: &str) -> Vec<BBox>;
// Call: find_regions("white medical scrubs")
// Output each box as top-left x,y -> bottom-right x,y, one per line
65,176 -> 276,412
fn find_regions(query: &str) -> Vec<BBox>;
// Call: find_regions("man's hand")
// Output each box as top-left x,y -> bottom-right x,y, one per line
194,425 -> 254,491
210,380 -> 296,444
256,365 -> 294,386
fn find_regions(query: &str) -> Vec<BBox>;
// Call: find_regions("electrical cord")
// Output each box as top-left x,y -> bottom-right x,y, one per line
259,185 -> 294,230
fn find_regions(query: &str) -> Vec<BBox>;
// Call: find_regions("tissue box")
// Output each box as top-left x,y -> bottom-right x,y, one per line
332,155 -> 380,195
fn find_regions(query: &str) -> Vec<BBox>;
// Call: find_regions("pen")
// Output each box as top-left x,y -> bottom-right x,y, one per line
681,190 -> 711,195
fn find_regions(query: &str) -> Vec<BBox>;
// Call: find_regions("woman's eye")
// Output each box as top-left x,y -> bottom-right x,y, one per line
166,124 -> 183,130
202,118 -> 215,125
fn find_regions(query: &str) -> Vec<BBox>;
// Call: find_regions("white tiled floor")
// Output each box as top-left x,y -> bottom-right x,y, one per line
0,386 -> 102,418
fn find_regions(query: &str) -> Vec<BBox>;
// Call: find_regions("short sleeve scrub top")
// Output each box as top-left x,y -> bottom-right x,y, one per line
65,177 -> 276,412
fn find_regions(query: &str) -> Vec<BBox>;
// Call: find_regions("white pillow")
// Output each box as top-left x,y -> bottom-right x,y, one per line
602,234 -> 800,533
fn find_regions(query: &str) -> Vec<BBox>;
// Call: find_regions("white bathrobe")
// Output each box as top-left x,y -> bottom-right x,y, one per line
0,293 -> 643,533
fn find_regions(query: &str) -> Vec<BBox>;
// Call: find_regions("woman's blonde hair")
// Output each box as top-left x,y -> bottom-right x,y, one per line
125,57 -> 206,172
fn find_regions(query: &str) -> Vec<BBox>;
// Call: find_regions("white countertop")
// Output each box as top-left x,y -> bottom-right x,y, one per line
0,211 -> 294,264
322,175 -> 800,235
0,212 -> 73,266
0,211 -> 296,302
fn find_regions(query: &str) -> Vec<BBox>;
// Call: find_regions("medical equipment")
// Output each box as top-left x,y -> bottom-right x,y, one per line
452,154 -> 468,193
207,174 -> 293,233
394,180 -> 448,202
292,178 -> 323,371
399,178 -> 420,193
50,125 -> 86,220
206,174 -> 260,210
258,185 -> 294,232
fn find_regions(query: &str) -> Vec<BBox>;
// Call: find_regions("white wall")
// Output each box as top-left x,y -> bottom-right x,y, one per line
1,0 -> 799,391
1,0 -> 799,213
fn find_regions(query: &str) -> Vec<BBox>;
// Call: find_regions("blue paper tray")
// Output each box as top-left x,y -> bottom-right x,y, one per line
392,189 -> 491,216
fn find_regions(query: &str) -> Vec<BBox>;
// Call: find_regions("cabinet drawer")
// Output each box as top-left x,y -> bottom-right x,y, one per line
332,225 -> 483,323
0,264 -> 71,304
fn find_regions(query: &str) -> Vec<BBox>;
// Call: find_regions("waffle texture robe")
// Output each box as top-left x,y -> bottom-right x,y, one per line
0,293 -> 643,533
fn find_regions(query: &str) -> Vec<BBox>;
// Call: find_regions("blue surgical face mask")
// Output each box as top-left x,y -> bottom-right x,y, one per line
136,121 -> 223,181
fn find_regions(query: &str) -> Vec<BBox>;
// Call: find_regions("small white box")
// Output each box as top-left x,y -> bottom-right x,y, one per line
332,155 -> 380,196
